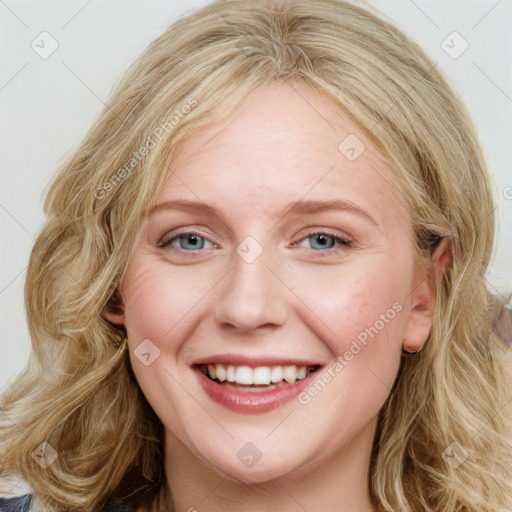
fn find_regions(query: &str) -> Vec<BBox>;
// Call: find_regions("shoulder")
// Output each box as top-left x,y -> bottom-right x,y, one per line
103,500 -> 134,512
0,495 -> 133,512
0,478 -> 32,512
0,479 -> 133,512
0,495 -> 32,512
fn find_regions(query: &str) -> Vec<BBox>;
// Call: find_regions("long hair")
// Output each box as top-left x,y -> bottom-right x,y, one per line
1,1 -> 511,510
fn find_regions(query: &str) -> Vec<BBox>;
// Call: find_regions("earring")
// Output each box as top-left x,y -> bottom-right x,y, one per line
401,345 -> 421,355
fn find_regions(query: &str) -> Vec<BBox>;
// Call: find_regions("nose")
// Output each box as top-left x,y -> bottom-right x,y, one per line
213,247 -> 288,333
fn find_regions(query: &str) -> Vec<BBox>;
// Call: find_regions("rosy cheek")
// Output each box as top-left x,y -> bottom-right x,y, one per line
122,260 -> 172,337
121,255 -> 215,340
299,260 -> 403,325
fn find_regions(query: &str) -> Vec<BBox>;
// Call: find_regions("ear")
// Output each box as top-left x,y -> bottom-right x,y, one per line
101,290 -> 126,327
403,238 -> 453,352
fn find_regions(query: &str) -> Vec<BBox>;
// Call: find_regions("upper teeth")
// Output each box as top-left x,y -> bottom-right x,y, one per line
204,364 -> 312,385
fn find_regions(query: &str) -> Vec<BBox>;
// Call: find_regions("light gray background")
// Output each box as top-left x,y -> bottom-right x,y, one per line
1,0 -> 511,390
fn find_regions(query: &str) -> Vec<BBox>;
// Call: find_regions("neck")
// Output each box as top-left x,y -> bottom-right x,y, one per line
162,419 -> 378,512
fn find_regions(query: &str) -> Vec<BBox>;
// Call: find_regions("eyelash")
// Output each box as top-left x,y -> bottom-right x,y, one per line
157,230 -> 354,254
292,231 -> 353,252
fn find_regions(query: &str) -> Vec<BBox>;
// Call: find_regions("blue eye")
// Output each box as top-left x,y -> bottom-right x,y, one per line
299,232 -> 353,251
157,230 -> 353,254
309,233 -> 336,250
158,233 -> 213,251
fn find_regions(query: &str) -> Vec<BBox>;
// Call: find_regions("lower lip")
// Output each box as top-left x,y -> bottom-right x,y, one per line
194,367 -> 319,414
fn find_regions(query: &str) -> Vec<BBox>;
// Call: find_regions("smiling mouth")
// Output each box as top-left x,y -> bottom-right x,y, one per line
197,363 -> 319,390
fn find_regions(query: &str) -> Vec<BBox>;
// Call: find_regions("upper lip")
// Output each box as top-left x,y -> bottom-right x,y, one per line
192,353 -> 322,368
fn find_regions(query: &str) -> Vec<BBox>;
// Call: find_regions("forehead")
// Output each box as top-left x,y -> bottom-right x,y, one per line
157,82 -> 408,228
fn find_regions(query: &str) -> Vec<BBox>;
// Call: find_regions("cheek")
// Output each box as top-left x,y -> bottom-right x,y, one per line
289,257 -> 411,440
287,254 -> 411,363
119,256 -> 214,436
122,264 -> 171,340
121,255 -> 217,340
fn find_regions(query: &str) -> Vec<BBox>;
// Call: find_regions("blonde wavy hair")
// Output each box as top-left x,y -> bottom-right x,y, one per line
1,0 -> 511,510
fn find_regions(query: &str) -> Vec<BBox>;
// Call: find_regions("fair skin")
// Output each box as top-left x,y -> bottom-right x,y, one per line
104,82 -> 450,512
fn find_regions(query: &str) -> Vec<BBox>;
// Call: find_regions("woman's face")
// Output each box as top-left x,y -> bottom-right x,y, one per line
112,83 -> 435,483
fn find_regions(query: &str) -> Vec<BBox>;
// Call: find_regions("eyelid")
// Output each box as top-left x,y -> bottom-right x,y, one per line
156,228 -> 354,252
157,229 -> 217,249
294,228 -> 354,243
291,230 -> 354,250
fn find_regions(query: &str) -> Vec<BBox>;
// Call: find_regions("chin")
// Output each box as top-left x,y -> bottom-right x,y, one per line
201,443 -> 309,485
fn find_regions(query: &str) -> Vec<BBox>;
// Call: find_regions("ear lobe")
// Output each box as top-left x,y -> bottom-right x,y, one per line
403,237 -> 453,352
101,291 -> 126,327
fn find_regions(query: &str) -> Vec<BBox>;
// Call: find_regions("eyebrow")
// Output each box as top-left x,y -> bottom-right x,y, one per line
148,198 -> 378,226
